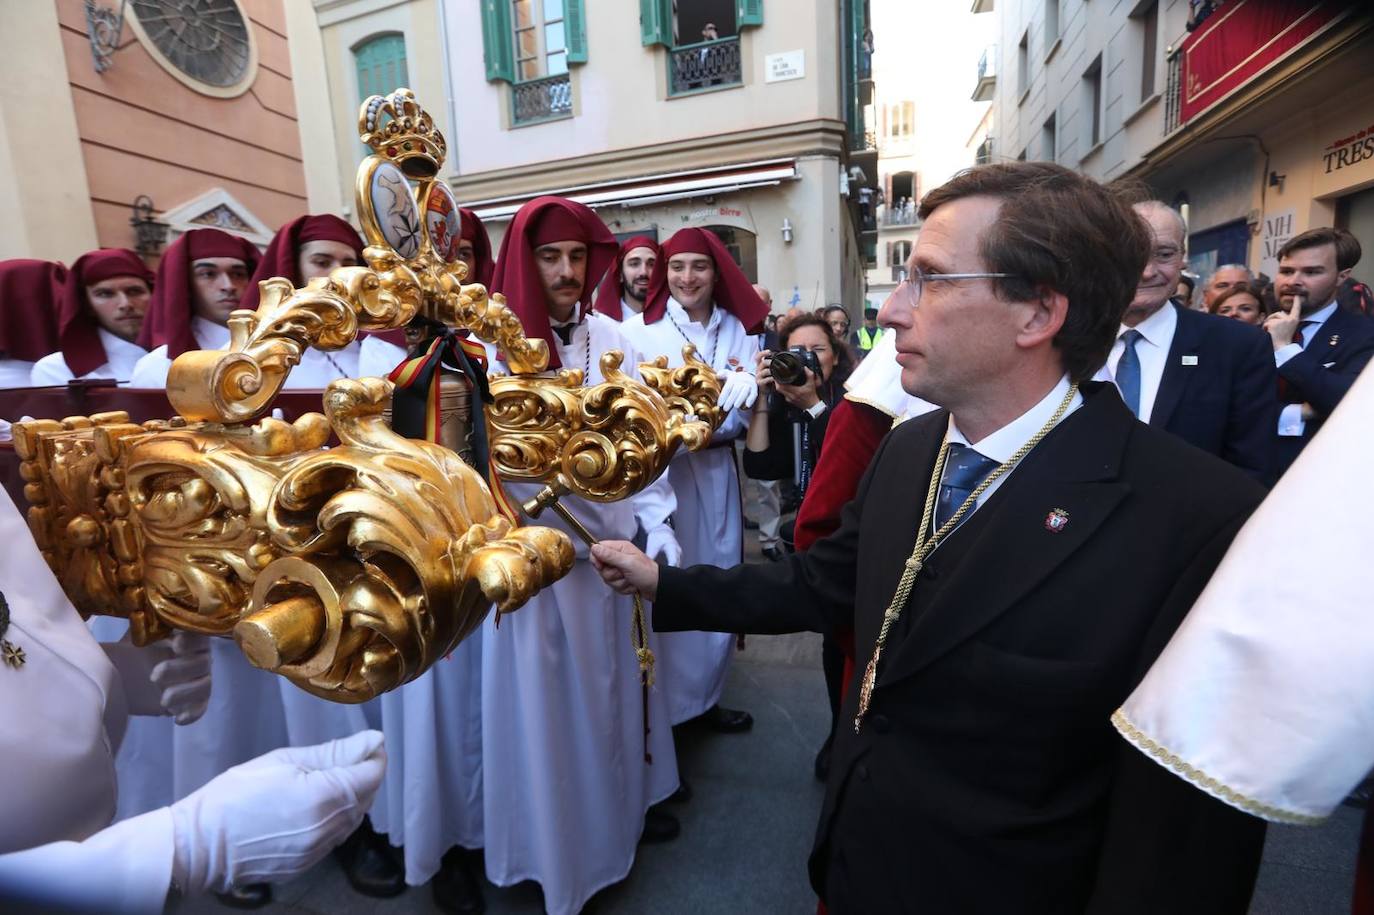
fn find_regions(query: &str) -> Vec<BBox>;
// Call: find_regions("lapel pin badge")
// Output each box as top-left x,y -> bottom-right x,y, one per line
1181,355 -> 1198,366
1329,334 -> 1340,346
1044,508 -> 1070,534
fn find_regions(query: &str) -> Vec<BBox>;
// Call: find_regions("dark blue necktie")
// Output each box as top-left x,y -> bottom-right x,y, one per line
935,443 -> 1000,529
1115,329 -> 1143,417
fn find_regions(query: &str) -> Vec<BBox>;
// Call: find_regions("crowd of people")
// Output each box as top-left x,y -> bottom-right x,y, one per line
2,161 -> 1373,914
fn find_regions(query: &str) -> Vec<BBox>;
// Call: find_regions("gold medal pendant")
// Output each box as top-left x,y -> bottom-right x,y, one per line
854,654 -> 879,732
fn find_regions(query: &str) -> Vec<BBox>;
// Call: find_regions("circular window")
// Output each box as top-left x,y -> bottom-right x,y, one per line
128,0 -> 258,98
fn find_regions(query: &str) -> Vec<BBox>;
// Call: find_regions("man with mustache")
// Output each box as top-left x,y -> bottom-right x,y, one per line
592,163 -> 1267,913
480,197 -> 683,915
594,235 -> 659,321
30,249 -> 152,385
1094,200 -> 1276,481
1265,226 -> 1374,476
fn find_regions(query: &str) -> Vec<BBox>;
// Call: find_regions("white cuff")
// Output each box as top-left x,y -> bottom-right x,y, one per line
1277,402 -> 1305,437
1274,343 -> 1303,367
805,401 -> 827,420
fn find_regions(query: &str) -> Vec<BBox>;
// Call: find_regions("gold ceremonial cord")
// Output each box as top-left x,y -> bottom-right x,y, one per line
854,383 -> 1079,732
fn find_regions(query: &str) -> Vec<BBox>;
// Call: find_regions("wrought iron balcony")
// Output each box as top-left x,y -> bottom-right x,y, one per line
975,136 -> 994,165
973,45 -> 997,102
882,207 -> 921,227
1164,47 -> 1183,135
512,73 -> 573,126
669,37 -> 742,97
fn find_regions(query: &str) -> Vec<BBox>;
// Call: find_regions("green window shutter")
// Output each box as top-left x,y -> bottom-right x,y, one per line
639,0 -> 673,47
354,34 -> 409,100
738,0 -> 763,28
480,0 -> 515,82
565,0 -> 588,64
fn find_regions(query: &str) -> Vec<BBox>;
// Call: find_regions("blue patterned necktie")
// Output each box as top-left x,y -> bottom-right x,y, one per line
935,443 -> 1000,529
1115,329 -> 1143,418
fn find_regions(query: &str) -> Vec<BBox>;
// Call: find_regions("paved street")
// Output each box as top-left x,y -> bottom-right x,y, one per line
176,616 -> 1363,914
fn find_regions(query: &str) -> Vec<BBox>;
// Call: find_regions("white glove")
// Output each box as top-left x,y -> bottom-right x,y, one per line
152,632 -> 212,725
717,368 -> 758,413
170,729 -> 386,895
644,524 -> 682,567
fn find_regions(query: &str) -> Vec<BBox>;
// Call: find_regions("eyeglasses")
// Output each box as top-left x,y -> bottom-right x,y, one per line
889,266 -> 1021,310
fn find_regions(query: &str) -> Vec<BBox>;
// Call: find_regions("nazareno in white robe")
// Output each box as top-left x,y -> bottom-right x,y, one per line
479,313 -> 680,915
622,298 -> 753,724
109,317 -> 371,821
30,328 -> 148,386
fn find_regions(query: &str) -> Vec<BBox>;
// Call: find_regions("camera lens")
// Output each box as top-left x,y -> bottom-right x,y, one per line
770,350 -> 804,387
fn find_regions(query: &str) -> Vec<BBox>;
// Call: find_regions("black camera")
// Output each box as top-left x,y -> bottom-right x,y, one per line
770,346 -> 821,387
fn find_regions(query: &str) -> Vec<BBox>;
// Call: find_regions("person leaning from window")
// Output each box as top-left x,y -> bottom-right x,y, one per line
744,313 -> 855,556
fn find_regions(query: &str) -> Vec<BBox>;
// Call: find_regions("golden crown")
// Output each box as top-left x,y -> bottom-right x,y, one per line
359,88 -> 448,178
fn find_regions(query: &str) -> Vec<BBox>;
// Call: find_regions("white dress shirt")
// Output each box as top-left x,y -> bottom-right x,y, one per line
1274,300 -> 1337,437
1095,302 -> 1177,423
939,373 -> 1083,534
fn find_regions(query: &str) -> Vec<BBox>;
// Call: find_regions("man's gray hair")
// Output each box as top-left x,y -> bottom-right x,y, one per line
1132,200 -> 1187,246
1209,263 -> 1253,283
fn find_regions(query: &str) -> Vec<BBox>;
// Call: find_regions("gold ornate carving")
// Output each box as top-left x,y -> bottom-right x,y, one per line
16,381 -> 573,702
13,87 -> 724,703
486,346 -> 724,507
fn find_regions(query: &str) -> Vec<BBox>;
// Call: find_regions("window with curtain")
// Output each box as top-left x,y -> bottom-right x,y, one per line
354,33 -> 409,101
513,0 -> 567,81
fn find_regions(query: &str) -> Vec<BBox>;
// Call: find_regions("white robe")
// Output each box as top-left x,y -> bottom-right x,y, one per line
0,358 -> 37,389
30,329 -> 147,386
0,489 -> 174,914
479,314 -> 679,915
128,316 -> 362,389
1116,364 -> 1374,824
622,299 -> 753,723
358,335 -> 409,378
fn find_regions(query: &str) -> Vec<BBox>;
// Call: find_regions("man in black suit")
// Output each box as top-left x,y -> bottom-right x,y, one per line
1263,227 -> 1374,476
1095,201 -> 1277,480
592,162 -> 1266,913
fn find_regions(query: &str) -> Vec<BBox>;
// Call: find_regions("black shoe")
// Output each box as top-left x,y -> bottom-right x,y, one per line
215,884 -> 272,909
744,517 -> 760,530
704,704 -> 754,733
333,820 -> 407,898
432,847 -> 485,914
667,778 -> 692,804
641,806 -> 681,844
761,545 -> 785,562
813,736 -> 833,782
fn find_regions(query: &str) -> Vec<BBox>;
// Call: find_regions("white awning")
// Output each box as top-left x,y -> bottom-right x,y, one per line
466,158 -> 800,221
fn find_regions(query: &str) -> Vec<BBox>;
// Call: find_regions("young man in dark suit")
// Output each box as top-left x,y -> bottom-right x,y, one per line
1264,227 -> 1374,476
591,162 -> 1266,914
1096,201 -> 1277,481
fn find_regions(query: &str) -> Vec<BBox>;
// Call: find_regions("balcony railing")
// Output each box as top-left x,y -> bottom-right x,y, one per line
882,206 -> 920,227
973,45 -> 997,101
975,136 -> 994,164
669,36 -> 742,96
512,73 -> 573,126
1164,46 -> 1183,135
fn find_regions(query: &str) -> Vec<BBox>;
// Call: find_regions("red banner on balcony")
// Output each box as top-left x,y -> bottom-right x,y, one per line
1179,0 -> 1349,125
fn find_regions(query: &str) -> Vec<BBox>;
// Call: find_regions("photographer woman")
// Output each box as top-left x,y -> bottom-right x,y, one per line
743,313 -> 855,559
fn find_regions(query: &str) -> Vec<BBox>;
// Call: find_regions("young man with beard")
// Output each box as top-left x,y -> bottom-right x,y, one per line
479,196 -> 683,915
31,249 -> 153,385
1264,227 -> 1374,475
592,163 -> 1267,914
620,228 -> 769,734
1094,201 -> 1276,481
594,235 -> 659,321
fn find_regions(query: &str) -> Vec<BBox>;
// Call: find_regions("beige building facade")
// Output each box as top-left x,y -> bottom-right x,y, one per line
296,0 -> 877,316
981,0 -> 1374,283
0,0 -> 310,265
